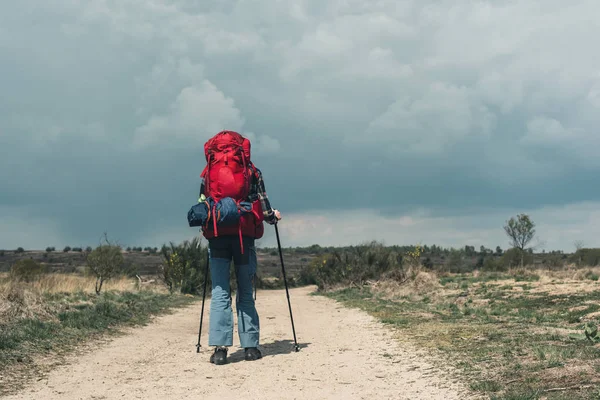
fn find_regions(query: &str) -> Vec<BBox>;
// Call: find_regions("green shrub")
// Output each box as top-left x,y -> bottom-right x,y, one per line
482,257 -> 507,272
573,248 -> 600,266
10,259 -> 48,282
500,248 -> 533,268
159,238 -> 209,295
300,241 -> 404,290
542,254 -> 565,269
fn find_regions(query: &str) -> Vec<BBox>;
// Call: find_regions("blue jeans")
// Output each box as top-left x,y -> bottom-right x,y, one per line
208,236 -> 259,348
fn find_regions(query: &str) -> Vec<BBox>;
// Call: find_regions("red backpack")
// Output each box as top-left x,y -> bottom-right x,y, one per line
200,131 -> 264,245
202,130 -> 251,202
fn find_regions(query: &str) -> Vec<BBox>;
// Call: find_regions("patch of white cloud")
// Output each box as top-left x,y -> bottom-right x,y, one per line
522,117 -> 574,145
243,132 -> 282,155
348,82 -> 496,155
133,80 -> 245,148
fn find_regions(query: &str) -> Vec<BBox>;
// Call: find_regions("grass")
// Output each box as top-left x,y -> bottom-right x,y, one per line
324,268 -> 600,400
0,272 -> 195,396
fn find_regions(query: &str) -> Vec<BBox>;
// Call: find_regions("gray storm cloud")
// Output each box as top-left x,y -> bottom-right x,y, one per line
1,0 -> 599,250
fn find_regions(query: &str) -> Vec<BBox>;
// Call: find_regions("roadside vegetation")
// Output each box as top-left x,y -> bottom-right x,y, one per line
297,214 -> 600,399
0,238 -> 196,396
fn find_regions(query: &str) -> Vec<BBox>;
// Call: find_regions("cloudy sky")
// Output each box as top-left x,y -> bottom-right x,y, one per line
1,1 -> 599,252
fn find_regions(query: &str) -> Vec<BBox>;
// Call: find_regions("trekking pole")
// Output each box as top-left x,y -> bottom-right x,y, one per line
196,248 -> 210,353
274,222 -> 300,352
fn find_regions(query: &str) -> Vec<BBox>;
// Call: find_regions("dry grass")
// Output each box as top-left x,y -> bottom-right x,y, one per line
532,265 -> 600,281
326,266 -> 600,399
0,272 -> 166,325
0,271 -> 168,294
0,272 -> 137,294
0,271 -> 193,396
373,268 -> 441,300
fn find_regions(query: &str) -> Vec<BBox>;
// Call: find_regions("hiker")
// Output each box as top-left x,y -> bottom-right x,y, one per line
196,131 -> 281,365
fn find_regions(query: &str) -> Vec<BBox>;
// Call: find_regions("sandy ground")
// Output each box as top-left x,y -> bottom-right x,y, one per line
3,286 -> 477,400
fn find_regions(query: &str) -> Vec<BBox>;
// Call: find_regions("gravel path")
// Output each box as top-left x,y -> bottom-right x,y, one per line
3,286 -> 476,399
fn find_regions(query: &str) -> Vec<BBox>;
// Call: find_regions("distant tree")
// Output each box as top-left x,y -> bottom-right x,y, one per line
503,213 -> 536,267
465,245 -> 475,256
16,247 -> 25,253
85,246 -> 93,252
73,247 -> 83,252
0,250 -> 5,257
46,247 -> 55,253
126,247 -> 132,252
63,246 -> 71,252
86,234 -> 124,294
495,246 -> 502,255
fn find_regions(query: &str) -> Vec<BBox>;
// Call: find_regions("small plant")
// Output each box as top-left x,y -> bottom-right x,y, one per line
585,322 -> 599,343
404,244 -> 423,269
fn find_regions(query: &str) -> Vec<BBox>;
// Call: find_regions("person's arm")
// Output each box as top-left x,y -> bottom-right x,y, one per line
253,167 -> 280,224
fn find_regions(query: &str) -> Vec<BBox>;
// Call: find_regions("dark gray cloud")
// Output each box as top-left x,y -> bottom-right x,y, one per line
1,0 -> 600,250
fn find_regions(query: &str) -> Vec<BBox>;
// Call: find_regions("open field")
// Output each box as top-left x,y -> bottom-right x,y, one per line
324,267 -> 600,399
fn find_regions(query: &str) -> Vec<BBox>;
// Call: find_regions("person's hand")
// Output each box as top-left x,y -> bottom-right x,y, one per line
274,210 -> 282,220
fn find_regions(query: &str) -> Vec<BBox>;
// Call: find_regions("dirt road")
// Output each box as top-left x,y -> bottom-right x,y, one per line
4,286 -> 476,399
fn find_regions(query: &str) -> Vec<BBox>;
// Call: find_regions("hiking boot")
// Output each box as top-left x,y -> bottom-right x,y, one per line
244,347 -> 262,361
210,346 -> 228,365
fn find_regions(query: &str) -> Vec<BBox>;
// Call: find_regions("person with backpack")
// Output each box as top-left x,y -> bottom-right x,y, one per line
195,131 -> 281,365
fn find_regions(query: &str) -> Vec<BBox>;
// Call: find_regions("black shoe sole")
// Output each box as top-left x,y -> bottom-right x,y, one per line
210,357 -> 228,365
244,351 -> 262,361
